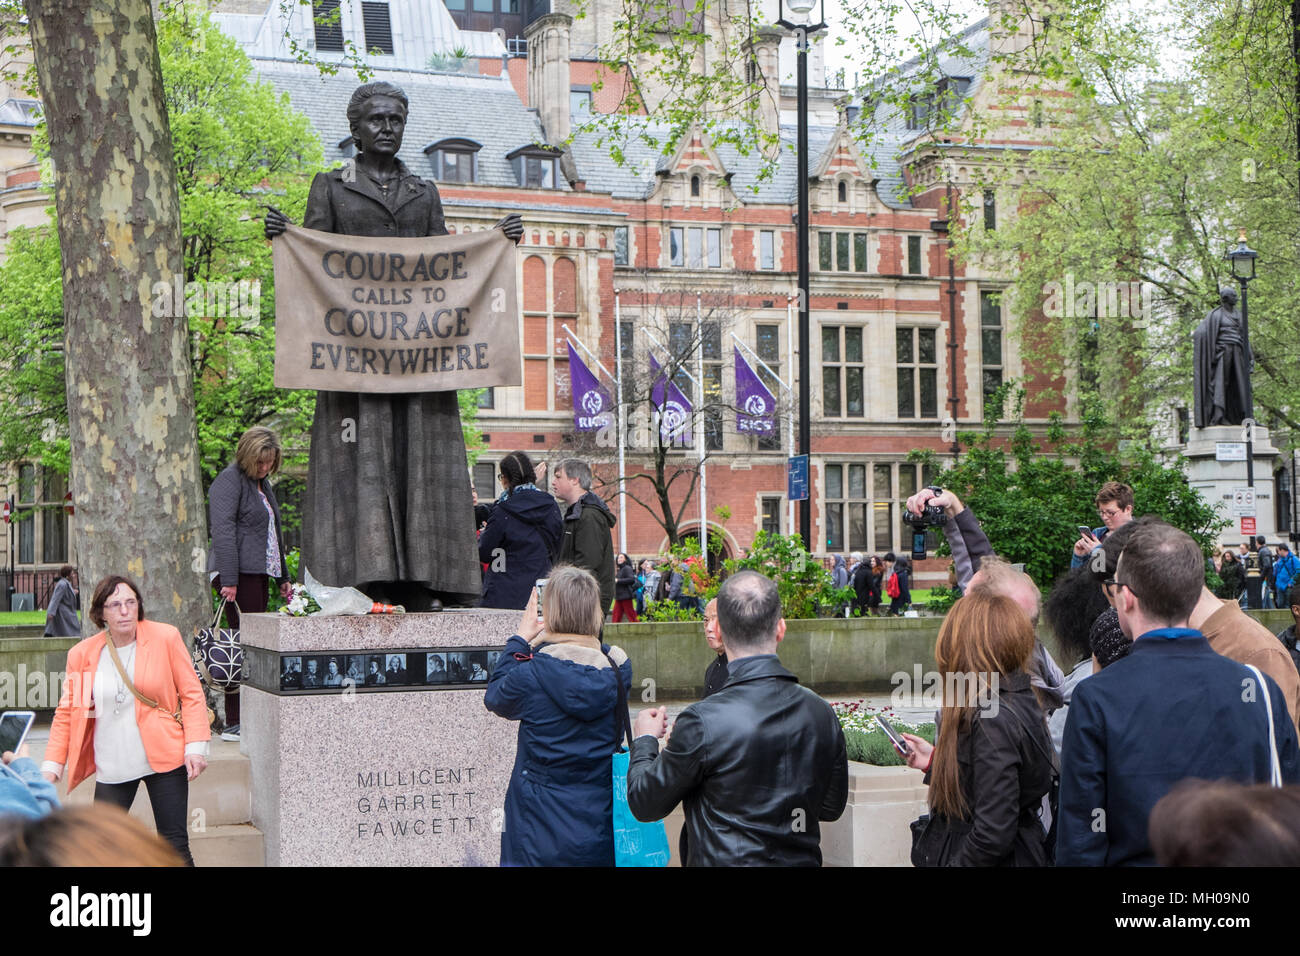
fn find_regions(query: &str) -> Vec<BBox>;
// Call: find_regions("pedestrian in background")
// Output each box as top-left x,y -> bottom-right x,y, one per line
43,565 -> 80,638
478,451 -> 561,610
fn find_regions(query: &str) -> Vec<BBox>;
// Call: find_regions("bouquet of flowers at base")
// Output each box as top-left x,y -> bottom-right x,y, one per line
299,567 -> 406,615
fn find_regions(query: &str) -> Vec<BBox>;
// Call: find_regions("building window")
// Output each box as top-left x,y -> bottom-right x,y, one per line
818,232 -> 867,272
759,230 -> 774,270
670,226 -> 722,268
426,139 -> 480,183
824,461 -> 934,553
980,290 -> 1004,413
476,387 -> 495,409
837,180 -> 847,203
761,496 -> 782,536
508,146 -> 561,188
361,1 -> 394,55
983,189 -> 996,231
338,136 -> 356,159
821,325 -> 864,418
614,226 -> 629,266
907,235 -> 923,275
666,321 -> 722,450
314,0 -> 345,52
570,89 -> 592,116
1031,99 -> 1044,127
896,327 -> 939,419
14,464 -> 66,566
690,174 -> 701,197
756,324 -> 782,451
619,320 -> 636,404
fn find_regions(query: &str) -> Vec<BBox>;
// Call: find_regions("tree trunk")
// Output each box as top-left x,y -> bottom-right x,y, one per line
25,0 -> 209,635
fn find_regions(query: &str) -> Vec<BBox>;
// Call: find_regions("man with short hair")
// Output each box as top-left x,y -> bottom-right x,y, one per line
627,571 -> 848,866
552,458 -> 616,613
1071,481 -> 1135,569
1257,535 -> 1276,608
1057,520 -> 1300,866
1274,543 -> 1299,602
701,598 -> 728,697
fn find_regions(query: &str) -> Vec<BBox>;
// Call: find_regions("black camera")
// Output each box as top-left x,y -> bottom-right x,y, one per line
903,487 -> 947,560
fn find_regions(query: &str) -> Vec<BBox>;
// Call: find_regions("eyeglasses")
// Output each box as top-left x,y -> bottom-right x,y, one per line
1102,578 -> 1139,599
1098,507 -> 1123,519
104,599 -> 138,612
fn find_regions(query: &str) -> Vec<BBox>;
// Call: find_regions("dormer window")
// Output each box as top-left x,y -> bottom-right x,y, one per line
425,137 -> 481,183
690,174 -> 701,197
338,136 -> 356,159
508,145 -> 562,189
837,180 -> 847,203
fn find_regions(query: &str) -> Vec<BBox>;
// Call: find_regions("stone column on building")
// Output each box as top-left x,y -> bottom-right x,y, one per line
746,26 -> 783,154
526,12 -> 572,145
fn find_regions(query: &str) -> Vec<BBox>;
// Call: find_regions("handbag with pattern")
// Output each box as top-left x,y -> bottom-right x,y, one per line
195,598 -> 244,692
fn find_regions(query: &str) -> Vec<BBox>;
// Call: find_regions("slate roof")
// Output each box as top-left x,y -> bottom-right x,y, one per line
0,98 -> 41,127
853,16 -> 992,209
568,121 -> 839,204
248,58 -> 563,191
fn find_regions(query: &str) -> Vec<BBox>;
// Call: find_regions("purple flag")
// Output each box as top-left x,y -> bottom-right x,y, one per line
734,347 -> 776,435
567,341 -> 612,432
660,375 -> 693,444
649,353 -> 667,409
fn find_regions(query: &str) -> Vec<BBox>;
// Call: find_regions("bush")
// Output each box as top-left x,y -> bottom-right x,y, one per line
832,699 -> 937,766
641,599 -> 702,622
725,531 -> 854,619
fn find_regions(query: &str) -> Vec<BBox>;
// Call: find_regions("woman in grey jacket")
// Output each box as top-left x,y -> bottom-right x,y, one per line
207,426 -> 292,739
43,565 -> 80,637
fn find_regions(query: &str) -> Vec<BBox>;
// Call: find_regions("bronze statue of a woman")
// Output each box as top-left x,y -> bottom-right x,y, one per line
266,82 -> 522,609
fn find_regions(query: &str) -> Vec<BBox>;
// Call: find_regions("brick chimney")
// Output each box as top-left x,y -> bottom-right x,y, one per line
526,12 -> 572,145
747,26 -> 783,150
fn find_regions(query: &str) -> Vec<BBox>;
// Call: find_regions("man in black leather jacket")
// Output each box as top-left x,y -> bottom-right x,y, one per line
627,571 -> 849,865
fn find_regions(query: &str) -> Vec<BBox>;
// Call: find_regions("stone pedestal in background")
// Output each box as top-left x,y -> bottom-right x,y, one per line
241,609 -> 519,866
1183,424 -> 1280,544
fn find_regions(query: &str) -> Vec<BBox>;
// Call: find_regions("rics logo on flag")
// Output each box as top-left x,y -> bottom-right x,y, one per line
661,400 -> 688,437
744,394 -> 768,416
581,390 -> 604,416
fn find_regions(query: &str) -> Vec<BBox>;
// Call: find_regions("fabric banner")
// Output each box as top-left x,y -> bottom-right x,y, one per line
648,353 -> 693,444
568,342 -> 613,432
734,347 -> 777,434
272,224 -> 522,393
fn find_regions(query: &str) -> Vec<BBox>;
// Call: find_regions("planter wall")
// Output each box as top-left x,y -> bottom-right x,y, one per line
605,616 -> 941,699
0,635 -> 80,711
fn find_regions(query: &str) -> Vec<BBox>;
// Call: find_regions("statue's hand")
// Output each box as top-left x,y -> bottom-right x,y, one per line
264,205 -> 291,240
494,213 -> 524,244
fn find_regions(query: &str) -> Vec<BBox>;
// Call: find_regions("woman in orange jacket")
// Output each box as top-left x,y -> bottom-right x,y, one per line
41,575 -> 210,865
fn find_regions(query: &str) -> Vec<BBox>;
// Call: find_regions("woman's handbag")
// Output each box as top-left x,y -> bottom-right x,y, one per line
604,649 -> 670,867
909,812 -> 972,867
195,598 -> 244,693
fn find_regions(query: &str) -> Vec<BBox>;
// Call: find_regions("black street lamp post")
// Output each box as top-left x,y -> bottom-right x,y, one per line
777,0 -> 827,552
1226,230 -> 1258,488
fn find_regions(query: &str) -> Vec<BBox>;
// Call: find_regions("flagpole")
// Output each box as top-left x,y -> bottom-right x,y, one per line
787,295 -> 796,537
614,292 -> 627,556
697,293 -> 707,564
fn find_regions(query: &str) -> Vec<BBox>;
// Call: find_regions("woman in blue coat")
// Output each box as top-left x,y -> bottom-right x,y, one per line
484,564 -> 632,866
478,452 -> 563,610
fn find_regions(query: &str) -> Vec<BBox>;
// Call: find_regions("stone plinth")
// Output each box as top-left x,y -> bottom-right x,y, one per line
1183,424 -> 1280,542
241,609 -> 520,867
819,762 -> 929,867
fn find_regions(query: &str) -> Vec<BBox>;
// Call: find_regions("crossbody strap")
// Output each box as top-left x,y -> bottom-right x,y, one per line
602,648 -> 633,752
104,637 -> 183,726
997,691 -> 1059,783
1245,664 -> 1282,787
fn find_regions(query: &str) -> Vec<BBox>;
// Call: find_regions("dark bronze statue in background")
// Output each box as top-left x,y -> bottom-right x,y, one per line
1193,286 -> 1253,428
266,82 -> 522,610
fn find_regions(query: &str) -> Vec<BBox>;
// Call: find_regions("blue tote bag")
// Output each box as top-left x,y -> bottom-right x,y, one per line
604,649 -> 670,867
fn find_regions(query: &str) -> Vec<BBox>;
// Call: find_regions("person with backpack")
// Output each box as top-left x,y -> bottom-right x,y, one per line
886,553 -> 911,615
1257,536 -> 1276,609
852,554 -> 879,616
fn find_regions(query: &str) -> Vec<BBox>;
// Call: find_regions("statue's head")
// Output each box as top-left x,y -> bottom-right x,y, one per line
1220,286 -> 1238,308
347,82 -> 410,155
